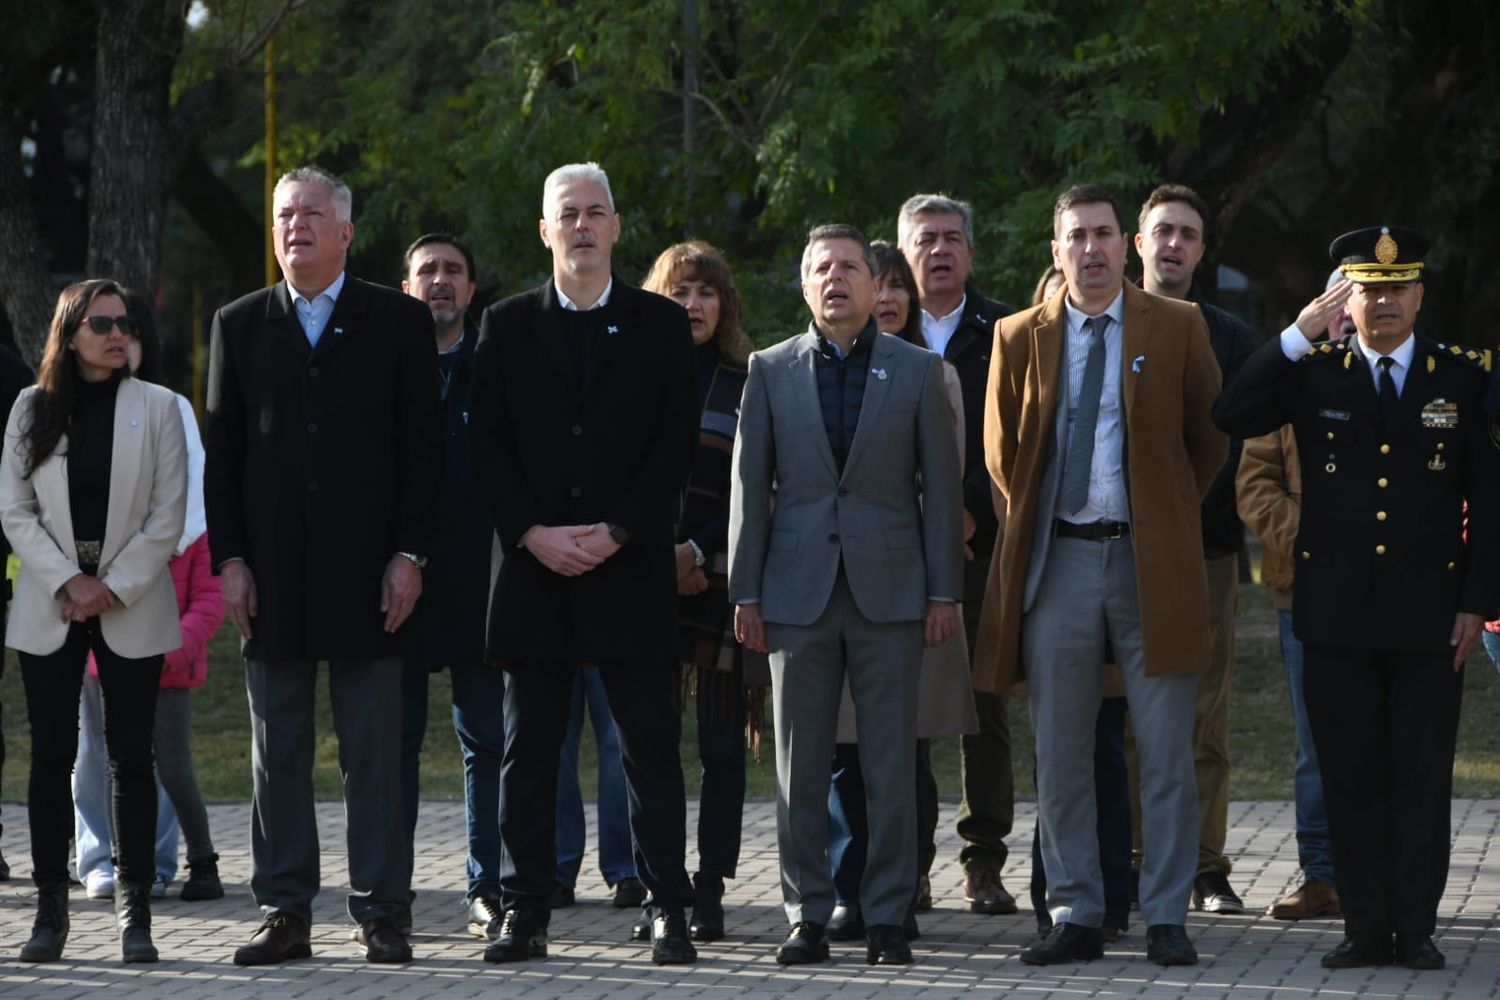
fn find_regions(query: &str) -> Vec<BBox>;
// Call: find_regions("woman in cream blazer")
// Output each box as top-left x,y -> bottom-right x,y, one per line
0,278 -> 186,965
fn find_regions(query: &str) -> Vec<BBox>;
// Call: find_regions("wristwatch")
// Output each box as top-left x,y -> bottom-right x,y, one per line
606,523 -> 632,546
396,551 -> 428,569
687,539 -> 706,567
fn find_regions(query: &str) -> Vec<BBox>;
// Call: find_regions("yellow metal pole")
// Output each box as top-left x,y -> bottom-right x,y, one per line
264,34 -> 278,287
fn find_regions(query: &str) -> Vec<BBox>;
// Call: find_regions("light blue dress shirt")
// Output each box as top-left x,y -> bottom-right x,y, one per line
1056,289 -> 1130,524
292,270 -> 346,348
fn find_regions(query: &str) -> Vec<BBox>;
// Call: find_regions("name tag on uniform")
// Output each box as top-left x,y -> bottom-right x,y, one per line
1421,399 -> 1458,428
1317,408 -> 1350,421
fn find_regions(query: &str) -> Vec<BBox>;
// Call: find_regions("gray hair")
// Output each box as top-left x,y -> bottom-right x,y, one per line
1325,267 -> 1345,291
275,166 -> 353,222
897,193 -> 975,249
800,224 -> 878,281
542,162 -> 615,215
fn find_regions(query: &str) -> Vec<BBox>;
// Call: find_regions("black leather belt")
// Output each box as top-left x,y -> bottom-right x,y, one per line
1055,519 -> 1130,541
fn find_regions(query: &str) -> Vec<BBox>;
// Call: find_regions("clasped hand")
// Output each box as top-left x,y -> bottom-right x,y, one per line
522,523 -> 620,577
60,572 -> 117,622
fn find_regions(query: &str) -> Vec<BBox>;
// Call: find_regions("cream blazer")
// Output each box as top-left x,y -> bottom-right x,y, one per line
0,378 -> 187,657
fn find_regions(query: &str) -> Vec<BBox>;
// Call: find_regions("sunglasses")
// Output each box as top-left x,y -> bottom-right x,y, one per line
80,314 -> 138,335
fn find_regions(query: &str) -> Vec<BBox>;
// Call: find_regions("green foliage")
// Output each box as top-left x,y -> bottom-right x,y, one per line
190,0 -> 1348,338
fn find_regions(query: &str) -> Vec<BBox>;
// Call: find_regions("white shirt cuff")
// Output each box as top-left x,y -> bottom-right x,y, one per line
1278,324 -> 1314,361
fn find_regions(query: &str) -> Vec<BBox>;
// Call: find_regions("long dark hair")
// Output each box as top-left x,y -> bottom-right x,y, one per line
23,278 -> 130,478
642,241 -> 752,366
870,241 -> 926,347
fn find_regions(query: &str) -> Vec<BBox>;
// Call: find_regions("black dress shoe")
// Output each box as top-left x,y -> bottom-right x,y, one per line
902,906 -> 920,942
650,907 -> 697,965
1394,934 -> 1444,970
233,913 -> 312,966
776,922 -> 830,965
483,907 -> 548,963
545,884 -> 575,909
356,920 -> 413,963
1019,922 -> 1104,965
865,923 -> 912,965
1145,924 -> 1198,966
826,902 -> 865,941
1321,933 -> 1393,969
689,874 -> 725,942
613,877 -> 647,909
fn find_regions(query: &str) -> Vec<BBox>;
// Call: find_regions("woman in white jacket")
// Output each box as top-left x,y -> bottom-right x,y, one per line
0,279 -> 186,964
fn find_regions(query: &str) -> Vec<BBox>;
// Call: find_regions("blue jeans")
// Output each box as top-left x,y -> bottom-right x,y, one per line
1483,629 -> 1500,675
401,663 -> 506,901
1279,610 -> 1334,883
73,672 -> 179,884
555,668 -> 636,888
827,740 -> 937,907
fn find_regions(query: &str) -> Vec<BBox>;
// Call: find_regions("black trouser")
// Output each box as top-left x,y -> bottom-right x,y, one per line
694,665 -> 747,880
499,662 -> 694,912
21,620 -> 161,885
1302,642 -> 1463,939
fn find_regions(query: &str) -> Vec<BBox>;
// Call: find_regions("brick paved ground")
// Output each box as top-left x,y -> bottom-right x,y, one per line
0,798 -> 1496,998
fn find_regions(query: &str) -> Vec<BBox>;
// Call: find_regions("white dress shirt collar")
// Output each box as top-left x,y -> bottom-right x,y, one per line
556,277 -> 614,312
919,293 -> 966,359
1354,332 -> 1416,392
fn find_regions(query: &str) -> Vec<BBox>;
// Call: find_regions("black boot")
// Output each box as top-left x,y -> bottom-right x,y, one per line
116,881 -> 159,963
180,854 -> 224,901
19,881 -> 69,962
689,873 -> 725,942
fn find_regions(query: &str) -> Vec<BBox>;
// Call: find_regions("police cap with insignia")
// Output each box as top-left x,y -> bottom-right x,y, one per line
1329,225 -> 1428,284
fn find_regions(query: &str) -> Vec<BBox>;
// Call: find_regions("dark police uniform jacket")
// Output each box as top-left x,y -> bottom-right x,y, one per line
1213,334 -> 1500,652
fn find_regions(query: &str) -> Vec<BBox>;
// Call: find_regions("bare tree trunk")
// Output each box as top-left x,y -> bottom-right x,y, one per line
85,0 -> 188,295
0,114 -> 62,364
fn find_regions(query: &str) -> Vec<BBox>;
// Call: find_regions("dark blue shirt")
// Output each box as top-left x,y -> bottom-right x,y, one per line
813,320 -> 877,474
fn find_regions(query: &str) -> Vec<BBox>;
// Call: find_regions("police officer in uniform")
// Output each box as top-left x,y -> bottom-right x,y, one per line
1213,226 -> 1500,972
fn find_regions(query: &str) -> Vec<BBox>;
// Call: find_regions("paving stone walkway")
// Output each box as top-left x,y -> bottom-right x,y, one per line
0,798 -> 1496,998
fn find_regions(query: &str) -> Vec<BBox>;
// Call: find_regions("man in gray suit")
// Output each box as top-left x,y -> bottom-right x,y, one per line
729,224 -> 963,967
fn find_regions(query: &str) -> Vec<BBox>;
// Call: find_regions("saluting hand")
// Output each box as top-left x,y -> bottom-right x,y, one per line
1295,279 -> 1354,340
381,555 -> 423,633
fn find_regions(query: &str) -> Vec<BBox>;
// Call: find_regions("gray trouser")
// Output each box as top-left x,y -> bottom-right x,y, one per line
766,574 -> 924,927
1024,535 -> 1197,928
246,657 -> 408,925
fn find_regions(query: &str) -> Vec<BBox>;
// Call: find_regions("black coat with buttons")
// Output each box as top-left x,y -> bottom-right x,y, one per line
1212,334 -> 1500,651
469,279 -> 698,666
205,277 -> 441,661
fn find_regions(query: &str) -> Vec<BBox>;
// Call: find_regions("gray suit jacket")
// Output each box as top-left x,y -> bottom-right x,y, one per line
729,328 -> 964,626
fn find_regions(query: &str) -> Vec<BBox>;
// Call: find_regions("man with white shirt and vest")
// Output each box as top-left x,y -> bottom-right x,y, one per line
1214,226 -> 1500,972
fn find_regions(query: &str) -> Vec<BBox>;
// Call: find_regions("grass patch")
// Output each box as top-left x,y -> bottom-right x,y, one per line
1,580 -> 1496,802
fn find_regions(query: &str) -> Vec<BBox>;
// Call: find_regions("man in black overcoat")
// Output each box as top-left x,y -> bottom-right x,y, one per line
204,166 -> 439,966
1213,226 -> 1500,972
468,162 -> 699,965
0,341 -> 34,882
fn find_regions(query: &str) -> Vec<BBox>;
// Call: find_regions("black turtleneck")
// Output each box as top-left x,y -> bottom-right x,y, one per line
68,375 -> 121,546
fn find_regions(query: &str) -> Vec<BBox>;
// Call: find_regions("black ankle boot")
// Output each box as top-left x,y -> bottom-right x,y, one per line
19,881 -> 69,962
116,881 -> 158,963
689,873 -> 725,942
180,854 -> 224,901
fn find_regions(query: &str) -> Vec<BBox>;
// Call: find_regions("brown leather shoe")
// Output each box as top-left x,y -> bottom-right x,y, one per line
963,864 -> 1018,915
232,913 -> 312,966
1267,878 -> 1340,920
355,920 -> 413,963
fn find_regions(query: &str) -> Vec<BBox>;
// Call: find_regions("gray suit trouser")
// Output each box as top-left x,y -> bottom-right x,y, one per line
246,657 -> 409,925
1024,535 -> 1197,928
766,573 -> 924,927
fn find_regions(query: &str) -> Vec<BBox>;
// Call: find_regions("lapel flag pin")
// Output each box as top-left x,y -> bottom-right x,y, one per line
333,326 -> 344,335
1131,354 -> 1146,373
607,325 -> 620,335
872,367 -> 888,380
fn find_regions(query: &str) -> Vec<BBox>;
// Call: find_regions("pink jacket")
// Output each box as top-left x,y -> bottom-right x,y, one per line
87,534 -> 224,688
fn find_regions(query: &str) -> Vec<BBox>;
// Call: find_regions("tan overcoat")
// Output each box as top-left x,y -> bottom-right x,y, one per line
972,282 -> 1227,694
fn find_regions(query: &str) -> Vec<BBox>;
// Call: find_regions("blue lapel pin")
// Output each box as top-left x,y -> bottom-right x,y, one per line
607,325 -> 620,335
1131,354 -> 1146,373
872,367 -> 888,380
333,326 -> 344,336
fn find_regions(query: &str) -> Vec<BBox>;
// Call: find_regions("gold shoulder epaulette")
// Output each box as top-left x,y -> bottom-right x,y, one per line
1299,340 -> 1344,362
1440,343 -> 1492,371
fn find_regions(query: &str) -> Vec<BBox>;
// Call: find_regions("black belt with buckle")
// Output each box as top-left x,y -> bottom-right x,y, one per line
1055,519 -> 1130,541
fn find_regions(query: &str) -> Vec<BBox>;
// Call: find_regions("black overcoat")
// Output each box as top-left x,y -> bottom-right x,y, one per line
942,284 -> 1013,542
404,324 -> 494,670
469,279 -> 697,666
204,276 -> 440,661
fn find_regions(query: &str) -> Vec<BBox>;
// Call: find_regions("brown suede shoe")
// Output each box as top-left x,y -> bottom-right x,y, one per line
1267,878 -> 1340,920
963,864 -> 1018,915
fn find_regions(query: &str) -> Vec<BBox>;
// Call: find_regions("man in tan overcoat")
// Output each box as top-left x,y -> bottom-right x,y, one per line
977,184 -> 1225,967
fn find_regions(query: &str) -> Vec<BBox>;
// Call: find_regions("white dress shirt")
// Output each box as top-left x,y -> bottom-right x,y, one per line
291,270 -> 345,348
919,293 -> 966,359
1056,290 -> 1130,524
556,277 -> 614,312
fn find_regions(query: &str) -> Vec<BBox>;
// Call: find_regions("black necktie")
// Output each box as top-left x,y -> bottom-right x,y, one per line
1377,356 -> 1398,425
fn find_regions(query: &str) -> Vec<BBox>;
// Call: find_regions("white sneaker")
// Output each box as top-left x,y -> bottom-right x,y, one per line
151,873 -> 170,899
84,869 -> 116,900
